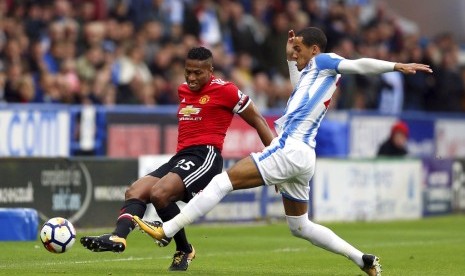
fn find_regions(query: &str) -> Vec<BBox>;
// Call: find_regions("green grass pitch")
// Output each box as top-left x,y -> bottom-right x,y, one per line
0,215 -> 463,275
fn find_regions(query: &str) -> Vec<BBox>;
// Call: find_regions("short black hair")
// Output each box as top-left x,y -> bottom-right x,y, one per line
187,47 -> 213,61
296,27 -> 327,52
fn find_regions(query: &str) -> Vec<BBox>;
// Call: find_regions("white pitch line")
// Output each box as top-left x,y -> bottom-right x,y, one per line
0,255 -> 171,269
1,237 -> 462,269
73,256 -> 163,264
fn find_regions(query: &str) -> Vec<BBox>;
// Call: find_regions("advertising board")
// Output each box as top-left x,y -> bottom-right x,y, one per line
0,109 -> 70,157
0,158 -> 137,227
312,158 -> 422,222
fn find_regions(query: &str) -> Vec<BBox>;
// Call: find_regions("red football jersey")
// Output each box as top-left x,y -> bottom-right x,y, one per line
176,76 -> 250,152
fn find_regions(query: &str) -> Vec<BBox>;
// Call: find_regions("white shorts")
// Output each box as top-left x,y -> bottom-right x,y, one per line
251,136 -> 316,202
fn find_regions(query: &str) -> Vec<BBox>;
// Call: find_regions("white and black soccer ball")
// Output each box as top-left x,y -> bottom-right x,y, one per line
40,217 -> 76,253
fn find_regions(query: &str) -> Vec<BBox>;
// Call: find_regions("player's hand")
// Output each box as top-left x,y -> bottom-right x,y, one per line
286,30 -> 296,61
394,63 -> 433,74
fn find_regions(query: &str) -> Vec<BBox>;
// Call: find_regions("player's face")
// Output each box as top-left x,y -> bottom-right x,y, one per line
291,36 -> 320,71
184,59 -> 213,92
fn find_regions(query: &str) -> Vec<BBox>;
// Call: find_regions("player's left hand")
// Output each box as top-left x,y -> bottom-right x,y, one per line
394,63 -> 433,74
286,30 -> 296,61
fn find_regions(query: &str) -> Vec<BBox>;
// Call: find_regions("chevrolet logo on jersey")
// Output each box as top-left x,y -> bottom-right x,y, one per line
179,105 -> 201,117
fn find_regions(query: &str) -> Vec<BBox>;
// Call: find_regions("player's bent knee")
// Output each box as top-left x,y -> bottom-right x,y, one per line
289,225 -> 307,239
286,214 -> 312,240
150,186 -> 171,209
125,177 -> 157,201
289,227 -> 302,238
124,185 -> 150,202
125,185 -> 146,201
287,221 -> 307,239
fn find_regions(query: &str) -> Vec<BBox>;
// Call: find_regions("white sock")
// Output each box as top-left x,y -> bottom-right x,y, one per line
286,214 -> 364,268
163,171 -> 233,237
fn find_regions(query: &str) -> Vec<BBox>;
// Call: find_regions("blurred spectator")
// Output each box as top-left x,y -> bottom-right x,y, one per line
136,0 -> 184,39
56,58 -> 80,102
229,51 -> 276,109
38,72 -> 61,103
377,70 -> 404,114
195,0 -> 222,47
209,42 -> 234,75
377,120 -> 409,157
322,0 -> 357,52
2,37 -> 22,64
140,20 -> 164,65
4,61 -> 34,103
268,73 -> 292,109
76,46 -> 105,84
226,0 -> 265,63
262,11 -> 290,78
332,37 -> 358,109
250,0 -> 273,30
230,52 -> 254,92
402,45 -> 434,111
43,40 -> 67,74
111,44 -> 154,105
76,0 -> 100,24
0,0 -> 462,113
377,45 -> 404,114
78,21 -> 106,53
24,2 -> 46,41
285,0 -> 309,32
302,0 -> 324,28
250,71 -> 273,111
427,49 -> 464,112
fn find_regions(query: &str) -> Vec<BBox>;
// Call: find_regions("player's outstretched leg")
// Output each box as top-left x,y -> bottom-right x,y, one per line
80,234 -> 126,253
81,199 -> 147,253
169,244 -> 196,271
286,214 -> 382,275
132,216 -> 171,246
361,254 -> 382,276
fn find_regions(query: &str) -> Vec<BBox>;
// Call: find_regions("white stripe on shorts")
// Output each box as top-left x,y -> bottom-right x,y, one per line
184,145 -> 216,187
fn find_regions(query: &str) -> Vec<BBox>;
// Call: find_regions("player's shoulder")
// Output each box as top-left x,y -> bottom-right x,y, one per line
326,53 -> 345,59
314,53 -> 345,71
209,77 -> 238,92
210,77 -> 234,88
315,53 -> 344,63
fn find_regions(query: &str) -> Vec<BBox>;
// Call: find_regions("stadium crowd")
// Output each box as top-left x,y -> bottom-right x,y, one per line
0,0 -> 464,113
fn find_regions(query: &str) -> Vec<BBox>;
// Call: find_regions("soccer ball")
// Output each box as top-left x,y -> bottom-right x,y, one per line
40,217 -> 76,253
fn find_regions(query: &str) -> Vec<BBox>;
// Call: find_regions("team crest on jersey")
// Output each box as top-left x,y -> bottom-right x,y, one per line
199,95 -> 210,104
179,105 -> 201,117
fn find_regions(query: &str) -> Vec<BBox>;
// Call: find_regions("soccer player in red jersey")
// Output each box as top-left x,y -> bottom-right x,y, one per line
81,47 -> 275,271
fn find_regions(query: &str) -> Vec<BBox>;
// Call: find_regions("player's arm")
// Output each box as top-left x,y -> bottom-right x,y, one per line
338,58 -> 432,75
286,30 -> 301,87
238,101 -> 275,147
287,61 -> 300,88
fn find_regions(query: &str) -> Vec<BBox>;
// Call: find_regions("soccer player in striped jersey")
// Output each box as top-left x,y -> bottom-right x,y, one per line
133,27 -> 432,276
81,47 -> 274,271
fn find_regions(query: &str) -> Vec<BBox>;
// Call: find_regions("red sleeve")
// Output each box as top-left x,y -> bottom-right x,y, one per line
220,83 -> 250,113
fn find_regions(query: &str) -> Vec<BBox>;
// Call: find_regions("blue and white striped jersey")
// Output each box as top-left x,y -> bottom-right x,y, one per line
274,53 -> 344,148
